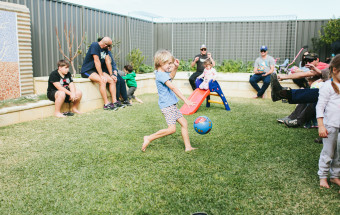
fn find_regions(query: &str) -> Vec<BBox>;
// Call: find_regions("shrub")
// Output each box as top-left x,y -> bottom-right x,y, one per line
126,49 -> 145,73
178,59 -> 196,72
139,64 -> 154,73
215,60 -> 254,73
319,18 -> 340,45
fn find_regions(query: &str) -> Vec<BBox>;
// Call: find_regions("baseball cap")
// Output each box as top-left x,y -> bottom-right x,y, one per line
200,44 -> 207,49
260,45 -> 268,51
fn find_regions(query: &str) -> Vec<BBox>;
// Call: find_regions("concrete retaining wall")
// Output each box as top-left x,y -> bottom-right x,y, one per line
0,72 -> 298,127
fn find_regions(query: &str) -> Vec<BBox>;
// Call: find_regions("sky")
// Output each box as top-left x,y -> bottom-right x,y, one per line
62,0 -> 340,20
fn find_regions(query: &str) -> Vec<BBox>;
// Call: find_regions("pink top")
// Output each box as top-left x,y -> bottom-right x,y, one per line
198,68 -> 217,82
317,62 -> 329,70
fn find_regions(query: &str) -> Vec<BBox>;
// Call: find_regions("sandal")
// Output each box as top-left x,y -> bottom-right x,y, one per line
63,112 -> 74,116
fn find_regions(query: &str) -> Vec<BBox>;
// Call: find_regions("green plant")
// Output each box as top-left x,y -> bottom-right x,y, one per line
178,59 -> 196,72
319,18 -> 340,45
139,64 -> 154,73
311,18 -> 340,53
215,60 -> 254,73
126,48 -> 145,73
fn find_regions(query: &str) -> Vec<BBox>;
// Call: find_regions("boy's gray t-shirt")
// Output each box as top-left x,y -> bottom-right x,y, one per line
254,55 -> 275,73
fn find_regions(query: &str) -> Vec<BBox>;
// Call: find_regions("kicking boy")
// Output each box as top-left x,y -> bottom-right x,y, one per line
142,50 -> 196,152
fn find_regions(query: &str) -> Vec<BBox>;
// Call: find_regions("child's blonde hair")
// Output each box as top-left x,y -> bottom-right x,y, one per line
330,54 -> 340,94
154,49 -> 174,69
203,58 -> 213,67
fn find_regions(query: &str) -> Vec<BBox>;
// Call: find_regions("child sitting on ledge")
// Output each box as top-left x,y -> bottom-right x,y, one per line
47,60 -> 82,117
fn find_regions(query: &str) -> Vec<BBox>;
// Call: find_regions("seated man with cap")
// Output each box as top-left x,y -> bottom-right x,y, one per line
249,45 -> 275,98
189,44 -> 215,90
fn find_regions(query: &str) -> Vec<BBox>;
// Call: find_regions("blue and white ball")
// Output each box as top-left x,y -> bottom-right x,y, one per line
193,116 -> 212,135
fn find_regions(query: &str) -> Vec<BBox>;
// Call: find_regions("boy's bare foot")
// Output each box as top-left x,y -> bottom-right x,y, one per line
185,147 -> 197,152
330,178 -> 340,186
320,178 -> 330,188
55,113 -> 66,118
72,109 -> 83,114
141,136 -> 150,152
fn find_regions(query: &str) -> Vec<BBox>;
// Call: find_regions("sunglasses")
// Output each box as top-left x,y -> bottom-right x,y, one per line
260,50 -> 267,52
200,48 -> 206,51
305,59 -> 315,63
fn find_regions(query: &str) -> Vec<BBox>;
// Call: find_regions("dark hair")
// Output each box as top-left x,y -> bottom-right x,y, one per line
97,37 -> 103,42
124,65 -> 134,73
57,60 -> 69,68
330,54 -> 340,94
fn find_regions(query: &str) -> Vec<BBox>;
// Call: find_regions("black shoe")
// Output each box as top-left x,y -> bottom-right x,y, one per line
114,101 -> 125,108
122,100 -> 132,106
314,137 -> 323,144
270,73 -> 283,102
277,116 -> 290,124
283,119 -> 299,128
63,111 -> 74,116
109,103 -> 119,111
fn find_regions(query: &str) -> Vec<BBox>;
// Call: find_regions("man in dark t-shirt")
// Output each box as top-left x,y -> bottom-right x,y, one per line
189,44 -> 215,90
97,37 -> 131,107
81,37 -> 118,110
47,60 -> 82,117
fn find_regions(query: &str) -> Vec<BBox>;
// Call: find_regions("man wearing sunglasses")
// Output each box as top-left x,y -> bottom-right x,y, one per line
81,37 -> 119,110
249,45 -> 275,98
189,44 -> 215,90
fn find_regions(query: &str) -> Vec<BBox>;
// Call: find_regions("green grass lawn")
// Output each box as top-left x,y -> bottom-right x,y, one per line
0,94 -> 339,214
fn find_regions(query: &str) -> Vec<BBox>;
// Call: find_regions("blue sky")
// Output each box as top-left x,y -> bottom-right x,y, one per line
63,0 -> 339,20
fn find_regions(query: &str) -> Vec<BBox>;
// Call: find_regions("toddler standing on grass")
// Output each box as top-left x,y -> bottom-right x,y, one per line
316,54 -> 340,189
197,58 -> 217,90
142,50 -> 197,152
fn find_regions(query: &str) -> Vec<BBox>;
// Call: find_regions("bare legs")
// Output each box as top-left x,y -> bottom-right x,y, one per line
142,117 -> 197,152
71,90 -> 83,114
177,117 -> 197,152
89,72 -> 117,104
135,97 -> 143,104
54,90 -> 82,117
142,125 -> 176,152
54,91 -> 67,117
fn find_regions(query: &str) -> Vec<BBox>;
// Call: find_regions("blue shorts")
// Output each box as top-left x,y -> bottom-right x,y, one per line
81,69 -> 97,78
161,104 -> 183,125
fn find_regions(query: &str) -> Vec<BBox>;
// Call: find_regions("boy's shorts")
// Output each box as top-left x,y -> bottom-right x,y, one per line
81,69 -> 97,78
161,104 -> 183,125
47,90 -> 71,103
